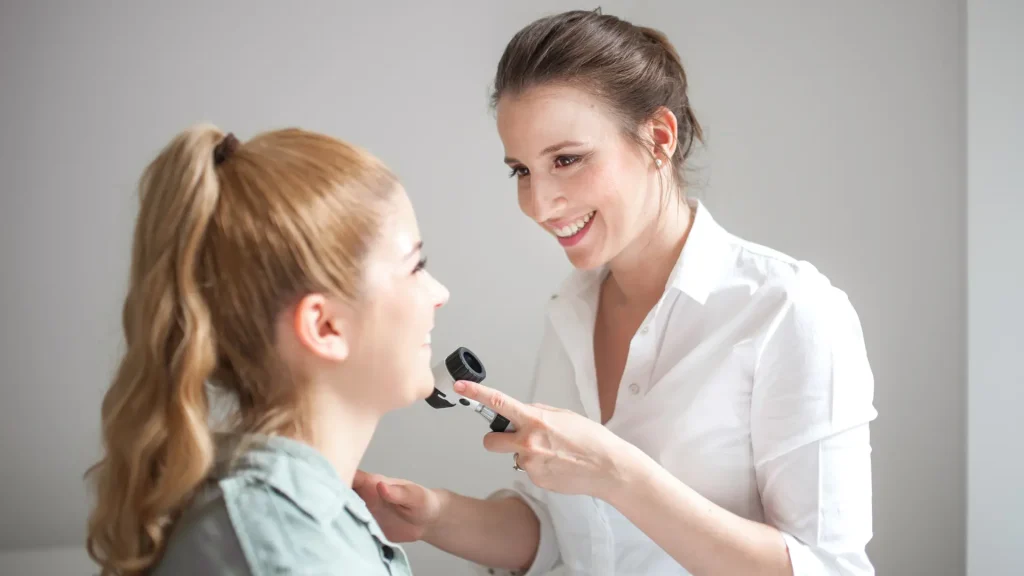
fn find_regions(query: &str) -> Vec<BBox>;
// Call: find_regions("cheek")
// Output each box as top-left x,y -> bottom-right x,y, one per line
598,155 -> 652,215
577,162 -> 634,233
391,281 -> 434,337
516,184 -> 529,215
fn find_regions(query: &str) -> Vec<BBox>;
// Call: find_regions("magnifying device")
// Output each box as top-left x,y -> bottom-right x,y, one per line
425,347 -> 515,433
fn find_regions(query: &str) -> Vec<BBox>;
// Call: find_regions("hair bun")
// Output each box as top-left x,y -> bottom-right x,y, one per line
214,133 -> 240,166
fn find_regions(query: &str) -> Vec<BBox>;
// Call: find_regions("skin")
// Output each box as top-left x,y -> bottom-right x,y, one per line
353,86 -> 793,575
278,188 -> 449,487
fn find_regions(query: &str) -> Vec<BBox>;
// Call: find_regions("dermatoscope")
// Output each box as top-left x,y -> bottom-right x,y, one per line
425,347 -> 515,433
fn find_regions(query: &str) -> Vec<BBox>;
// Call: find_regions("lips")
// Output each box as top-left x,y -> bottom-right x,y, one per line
550,210 -> 596,238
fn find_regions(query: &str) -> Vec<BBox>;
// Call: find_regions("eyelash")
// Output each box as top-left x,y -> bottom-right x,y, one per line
508,154 -> 582,178
413,257 -> 427,274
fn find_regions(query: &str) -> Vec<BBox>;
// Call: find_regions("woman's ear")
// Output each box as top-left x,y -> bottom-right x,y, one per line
293,293 -> 350,362
648,106 -> 679,163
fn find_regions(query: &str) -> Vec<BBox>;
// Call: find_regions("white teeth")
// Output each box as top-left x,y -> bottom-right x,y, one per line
425,334 -> 431,345
554,211 -> 595,238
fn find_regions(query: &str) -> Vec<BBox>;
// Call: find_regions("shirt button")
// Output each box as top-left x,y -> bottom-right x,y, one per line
629,383 -> 640,395
640,325 -> 649,334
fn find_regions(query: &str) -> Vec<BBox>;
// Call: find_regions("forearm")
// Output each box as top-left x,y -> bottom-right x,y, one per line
423,489 -> 540,571
606,447 -> 792,576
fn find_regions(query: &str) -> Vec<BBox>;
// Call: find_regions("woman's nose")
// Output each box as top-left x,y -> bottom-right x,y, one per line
433,277 -> 450,308
523,180 -> 564,223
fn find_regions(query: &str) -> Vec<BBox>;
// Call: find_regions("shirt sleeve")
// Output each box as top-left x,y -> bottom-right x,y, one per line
751,269 -> 878,575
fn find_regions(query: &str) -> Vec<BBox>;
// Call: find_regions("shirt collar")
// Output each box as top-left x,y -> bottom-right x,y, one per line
550,198 -> 732,308
211,433 -> 370,524
665,198 -> 733,305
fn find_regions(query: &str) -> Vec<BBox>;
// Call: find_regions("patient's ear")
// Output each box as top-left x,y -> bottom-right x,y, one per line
292,293 -> 351,362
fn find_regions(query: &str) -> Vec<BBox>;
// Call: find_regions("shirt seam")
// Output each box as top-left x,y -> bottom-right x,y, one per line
221,479 -> 264,576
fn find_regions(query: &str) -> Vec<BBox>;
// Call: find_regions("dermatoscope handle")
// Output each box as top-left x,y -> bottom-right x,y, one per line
426,347 -> 516,433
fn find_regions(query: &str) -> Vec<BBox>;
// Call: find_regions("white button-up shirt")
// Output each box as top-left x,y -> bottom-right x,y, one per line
473,200 -> 877,576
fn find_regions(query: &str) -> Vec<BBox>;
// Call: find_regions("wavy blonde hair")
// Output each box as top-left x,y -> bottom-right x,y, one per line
85,124 -> 399,575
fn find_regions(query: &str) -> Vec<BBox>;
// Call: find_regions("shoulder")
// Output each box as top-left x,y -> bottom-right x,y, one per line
716,232 -> 872,379
219,473 -> 378,574
723,232 -> 863,340
161,435 -> 412,575
165,472 -> 386,575
153,483 -> 251,576
728,232 -> 837,297
738,243 -> 876,428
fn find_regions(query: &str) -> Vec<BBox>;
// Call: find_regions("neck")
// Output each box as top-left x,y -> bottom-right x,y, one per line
303,381 -> 381,487
606,199 -> 694,306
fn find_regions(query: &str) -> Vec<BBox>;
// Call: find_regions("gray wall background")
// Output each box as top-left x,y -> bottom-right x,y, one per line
0,0 -> 1003,574
967,0 -> 1024,574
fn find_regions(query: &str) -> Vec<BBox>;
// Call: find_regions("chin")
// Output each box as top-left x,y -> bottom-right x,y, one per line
565,246 -> 609,270
562,230 -> 614,270
414,369 -> 435,400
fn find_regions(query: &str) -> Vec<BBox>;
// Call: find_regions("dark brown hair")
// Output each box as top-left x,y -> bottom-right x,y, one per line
492,9 -> 703,192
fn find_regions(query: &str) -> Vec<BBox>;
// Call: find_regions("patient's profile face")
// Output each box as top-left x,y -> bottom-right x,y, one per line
345,188 -> 450,411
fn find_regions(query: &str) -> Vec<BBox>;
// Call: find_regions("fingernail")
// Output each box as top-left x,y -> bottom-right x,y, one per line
453,381 -> 466,393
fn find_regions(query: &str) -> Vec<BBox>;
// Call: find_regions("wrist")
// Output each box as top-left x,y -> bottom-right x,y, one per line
599,439 -> 658,504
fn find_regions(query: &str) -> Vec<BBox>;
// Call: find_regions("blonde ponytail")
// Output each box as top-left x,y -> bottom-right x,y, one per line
86,126 -> 224,574
85,124 -> 399,575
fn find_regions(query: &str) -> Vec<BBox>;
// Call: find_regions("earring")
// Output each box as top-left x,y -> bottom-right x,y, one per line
655,158 -> 663,168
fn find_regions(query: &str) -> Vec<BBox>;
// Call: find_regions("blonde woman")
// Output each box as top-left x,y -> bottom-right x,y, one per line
85,125 -> 448,575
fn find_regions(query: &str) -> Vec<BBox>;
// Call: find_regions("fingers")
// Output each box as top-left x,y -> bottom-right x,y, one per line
482,430 -> 521,453
353,469 -> 375,490
356,470 -> 412,508
378,482 -> 406,504
454,380 -> 534,425
378,479 -> 427,509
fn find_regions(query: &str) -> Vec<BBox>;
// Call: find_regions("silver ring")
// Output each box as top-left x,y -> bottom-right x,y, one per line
512,452 -> 524,472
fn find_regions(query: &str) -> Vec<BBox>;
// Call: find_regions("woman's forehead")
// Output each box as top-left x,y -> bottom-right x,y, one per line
497,86 -> 617,154
378,189 -> 421,260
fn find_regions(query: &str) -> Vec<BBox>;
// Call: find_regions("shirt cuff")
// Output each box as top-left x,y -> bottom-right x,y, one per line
467,483 -> 560,576
781,531 -> 874,576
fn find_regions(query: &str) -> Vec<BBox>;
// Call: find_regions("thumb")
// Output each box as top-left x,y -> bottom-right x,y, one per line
378,481 -> 413,505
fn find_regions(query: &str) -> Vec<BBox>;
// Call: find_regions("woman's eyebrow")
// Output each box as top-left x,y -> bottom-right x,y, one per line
504,140 -> 586,164
404,241 -> 424,260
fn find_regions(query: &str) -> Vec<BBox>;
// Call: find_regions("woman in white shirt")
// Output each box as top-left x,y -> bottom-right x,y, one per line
354,9 -> 876,575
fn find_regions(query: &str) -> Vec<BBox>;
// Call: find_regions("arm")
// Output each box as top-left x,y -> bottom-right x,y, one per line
454,381 -> 788,574
603,279 -> 876,575
353,470 -> 559,574
423,489 -> 541,571
605,445 -> 793,575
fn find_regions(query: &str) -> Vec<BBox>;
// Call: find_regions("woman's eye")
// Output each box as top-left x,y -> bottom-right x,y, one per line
508,166 -> 529,179
413,257 -> 427,274
554,155 -> 580,168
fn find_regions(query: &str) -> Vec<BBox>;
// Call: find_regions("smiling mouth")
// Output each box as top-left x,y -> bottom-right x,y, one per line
551,211 -> 596,238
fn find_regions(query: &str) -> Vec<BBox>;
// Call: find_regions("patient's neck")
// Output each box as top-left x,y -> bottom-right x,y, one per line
303,382 -> 380,487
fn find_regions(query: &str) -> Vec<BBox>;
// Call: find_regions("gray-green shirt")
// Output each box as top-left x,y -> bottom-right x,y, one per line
153,434 -> 413,575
